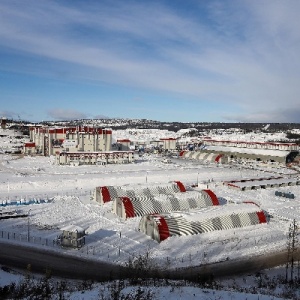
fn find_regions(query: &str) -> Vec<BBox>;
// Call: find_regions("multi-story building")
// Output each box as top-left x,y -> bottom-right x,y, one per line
27,126 -> 112,156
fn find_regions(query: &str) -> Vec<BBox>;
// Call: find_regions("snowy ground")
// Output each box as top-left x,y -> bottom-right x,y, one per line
0,151 -> 299,271
0,127 -> 300,299
0,264 -> 290,300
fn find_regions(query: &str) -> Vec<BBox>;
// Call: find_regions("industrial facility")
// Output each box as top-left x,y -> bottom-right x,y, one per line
180,139 -> 299,165
22,125 -> 179,166
26,126 -> 112,156
22,126 -> 140,166
92,179 -> 270,243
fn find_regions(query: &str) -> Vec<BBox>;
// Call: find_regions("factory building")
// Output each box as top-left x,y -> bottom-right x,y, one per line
28,126 -> 112,156
116,139 -> 131,151
55,151 -> 134,166
149,138 -> 177,151
24,142 -> 36,155
160,138 -> 177,151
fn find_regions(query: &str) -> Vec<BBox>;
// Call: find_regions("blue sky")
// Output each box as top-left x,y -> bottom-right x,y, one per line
0,0 -> 300,123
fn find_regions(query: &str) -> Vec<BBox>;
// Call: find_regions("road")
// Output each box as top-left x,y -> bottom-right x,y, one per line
0,241 -> 129,281
1,240 -> 300,282
170,250 -> 296,281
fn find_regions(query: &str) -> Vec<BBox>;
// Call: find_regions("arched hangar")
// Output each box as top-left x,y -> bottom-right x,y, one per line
113,189 -> 219,219
139,203 -> 268,243
94,181 -> 187,204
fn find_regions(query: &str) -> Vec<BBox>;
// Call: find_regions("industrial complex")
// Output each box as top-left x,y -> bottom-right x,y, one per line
17,124 -> 299,168
1,119 -> 300,293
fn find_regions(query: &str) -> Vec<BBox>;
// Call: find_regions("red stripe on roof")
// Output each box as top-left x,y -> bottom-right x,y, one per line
227,183 -> 239,188
121,197 -> 135,218
179,151 -> 186,157
256,211 -> 267,223
101,186 -> 111,203
49,129 -> 65,134
203,189 -> 219,205
160,138 -> 176,140
175,181 -> 186,192
243,201 -> 260,207
215,154 -> 223,162
117,139 -> 131,142
24,142 -> 35,147
155,215 -> 170,242
34,127 -> 112,135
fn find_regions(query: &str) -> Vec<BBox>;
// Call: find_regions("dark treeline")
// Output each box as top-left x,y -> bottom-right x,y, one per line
5,117 -> 300,134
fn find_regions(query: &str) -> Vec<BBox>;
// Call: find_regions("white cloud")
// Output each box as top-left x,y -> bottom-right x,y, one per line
0,0 -> 300,122
47,109 -> 87,121
224,106 -> 300,123
0,110 -> 17,120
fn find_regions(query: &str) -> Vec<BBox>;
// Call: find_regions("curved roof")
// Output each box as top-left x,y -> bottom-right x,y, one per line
225,176 -> 300,190
60,224 -> 85,233
180,150 -> 230,164
140,203 -> 267,242
96,181 -> 187,204
205,145 -> 291,157
116,189 -> 219,219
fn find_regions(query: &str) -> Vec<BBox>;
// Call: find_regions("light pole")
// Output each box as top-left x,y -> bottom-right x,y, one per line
27,209 -> 31,242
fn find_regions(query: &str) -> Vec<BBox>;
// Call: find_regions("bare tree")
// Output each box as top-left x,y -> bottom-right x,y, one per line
286,219 -> 298,283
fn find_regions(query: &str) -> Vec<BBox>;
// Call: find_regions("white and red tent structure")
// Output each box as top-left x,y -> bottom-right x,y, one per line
181,144 -> 299,165
113,189 -> 219,219
94,181 -> 187,204
139,203 -> 268,243
179,151 -> 230,164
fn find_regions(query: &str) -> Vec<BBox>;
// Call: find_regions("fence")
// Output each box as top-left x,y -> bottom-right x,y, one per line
0,228 -> 285,272
0,229 -> 60,248
0,198 -> 53,207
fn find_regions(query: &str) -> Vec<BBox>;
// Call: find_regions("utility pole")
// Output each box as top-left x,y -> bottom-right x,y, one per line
27,209 -> 31,242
